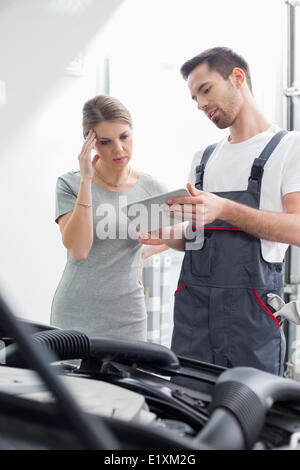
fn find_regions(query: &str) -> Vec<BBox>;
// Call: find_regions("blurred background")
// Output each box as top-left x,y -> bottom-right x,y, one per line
1,0 -> 300,376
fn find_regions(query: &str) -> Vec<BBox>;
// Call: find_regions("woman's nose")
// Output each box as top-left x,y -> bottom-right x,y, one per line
113,140 -> 123,153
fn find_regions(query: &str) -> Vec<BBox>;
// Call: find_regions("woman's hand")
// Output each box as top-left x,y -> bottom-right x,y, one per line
78,129 -> 100,181
137,245 -> 169,286
137,224 -> 185,245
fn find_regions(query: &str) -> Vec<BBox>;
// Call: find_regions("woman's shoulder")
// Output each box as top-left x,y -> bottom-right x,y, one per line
57,170 -> 81,183
137,171 -> 168,196
56,170 -> 81,196
56,170 -> 81,188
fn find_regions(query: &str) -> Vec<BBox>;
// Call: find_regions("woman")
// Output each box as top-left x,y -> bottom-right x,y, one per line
50,95 -> 168,340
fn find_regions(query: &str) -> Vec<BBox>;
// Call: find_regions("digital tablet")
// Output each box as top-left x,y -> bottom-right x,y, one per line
122,188 -> 191,233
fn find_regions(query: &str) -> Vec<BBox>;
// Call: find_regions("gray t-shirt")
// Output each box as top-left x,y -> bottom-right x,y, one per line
50,170 -> 168,340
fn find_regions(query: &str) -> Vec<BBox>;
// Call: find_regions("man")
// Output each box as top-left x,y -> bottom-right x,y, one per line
139,47 -> 300,377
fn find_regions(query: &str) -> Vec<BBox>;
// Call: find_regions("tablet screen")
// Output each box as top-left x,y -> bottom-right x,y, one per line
122,188 -> 191,233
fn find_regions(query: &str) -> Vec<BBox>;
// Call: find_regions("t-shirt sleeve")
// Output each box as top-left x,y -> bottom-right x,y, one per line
55,176 -> 77,224
142,176 -> 169,196
188,150 -> 203,186
281,133 -> 300,196
152,180 -> 169,195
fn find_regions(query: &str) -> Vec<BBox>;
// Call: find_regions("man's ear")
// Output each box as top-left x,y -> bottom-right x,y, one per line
230,67 -> 246,90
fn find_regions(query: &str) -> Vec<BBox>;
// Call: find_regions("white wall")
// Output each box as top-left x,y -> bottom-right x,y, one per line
0,0 -> 124,321
106,0 -> 286,188
294,5 -> 300,130
0,0 -> 288,324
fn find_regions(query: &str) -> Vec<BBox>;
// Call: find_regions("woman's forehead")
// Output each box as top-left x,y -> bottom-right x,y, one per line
94,120 -> 131,137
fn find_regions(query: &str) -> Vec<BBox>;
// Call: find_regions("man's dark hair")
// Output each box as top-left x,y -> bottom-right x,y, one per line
180,47 -> 253,93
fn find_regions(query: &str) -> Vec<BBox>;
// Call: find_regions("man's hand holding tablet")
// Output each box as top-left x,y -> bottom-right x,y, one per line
123,188 -> 191,234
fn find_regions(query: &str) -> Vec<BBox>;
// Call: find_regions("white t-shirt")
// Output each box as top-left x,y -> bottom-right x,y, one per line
188,125 -> 300,262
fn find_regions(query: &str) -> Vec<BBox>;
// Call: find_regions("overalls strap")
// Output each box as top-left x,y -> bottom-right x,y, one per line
173,130 -> 289,376
248,130 -> 288,187
195,144 -> 217,190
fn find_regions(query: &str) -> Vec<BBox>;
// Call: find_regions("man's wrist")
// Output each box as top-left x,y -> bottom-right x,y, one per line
219,198 -> 234,222
219,198 -> 245,229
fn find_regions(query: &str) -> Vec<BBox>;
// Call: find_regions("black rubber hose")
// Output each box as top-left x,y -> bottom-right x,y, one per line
5,330 -> 180,371
193,408 -> 245,450
0,293 -> 120,450
33,329 -> 90,358
195,366 -> 300,449
89,336 -> 180,369
5,329 -> 91,367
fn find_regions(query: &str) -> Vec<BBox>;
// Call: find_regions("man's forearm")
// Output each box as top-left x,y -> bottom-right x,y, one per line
221,199 -> 300,246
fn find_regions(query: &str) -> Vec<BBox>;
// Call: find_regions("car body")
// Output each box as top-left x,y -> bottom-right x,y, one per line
1,316 -> 300,450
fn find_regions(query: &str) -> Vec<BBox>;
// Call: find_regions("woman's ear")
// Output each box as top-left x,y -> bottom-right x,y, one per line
92,153 -> 101,167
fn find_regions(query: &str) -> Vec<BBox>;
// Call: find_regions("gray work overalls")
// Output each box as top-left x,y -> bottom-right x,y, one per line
171,131 -> 287,377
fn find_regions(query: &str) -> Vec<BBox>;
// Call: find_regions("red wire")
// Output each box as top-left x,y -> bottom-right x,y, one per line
191,226 -> 242,231
174,281 -> 184,296
252,289 -> 280,330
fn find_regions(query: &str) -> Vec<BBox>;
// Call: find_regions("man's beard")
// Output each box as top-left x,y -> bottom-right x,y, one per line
214,108 -> 236,129
214,88 -> 241,129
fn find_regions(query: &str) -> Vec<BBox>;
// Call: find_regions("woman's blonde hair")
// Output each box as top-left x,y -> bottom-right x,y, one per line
82,95 -> 132,138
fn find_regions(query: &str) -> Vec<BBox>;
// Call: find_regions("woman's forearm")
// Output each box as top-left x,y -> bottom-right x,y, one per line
141,244 -> 169,260
62,178 -> 94,260
138,223 -> 187,252
162,223 -> 187,252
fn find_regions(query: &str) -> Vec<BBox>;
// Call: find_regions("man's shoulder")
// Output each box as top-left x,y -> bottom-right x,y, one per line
273,129 -> 300,156
283,129 -> 300,142
268,125 -> 300,143
192,137 -> 226,162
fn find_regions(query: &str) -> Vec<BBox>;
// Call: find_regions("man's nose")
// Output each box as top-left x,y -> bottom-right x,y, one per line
197,97 -> 208,111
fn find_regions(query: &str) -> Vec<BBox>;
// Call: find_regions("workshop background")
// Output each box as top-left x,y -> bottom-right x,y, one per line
0,0 -> 300,377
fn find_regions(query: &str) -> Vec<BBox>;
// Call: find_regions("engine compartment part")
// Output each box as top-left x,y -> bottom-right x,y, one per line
1,296 -> 300,451
0,366 -> 156,425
